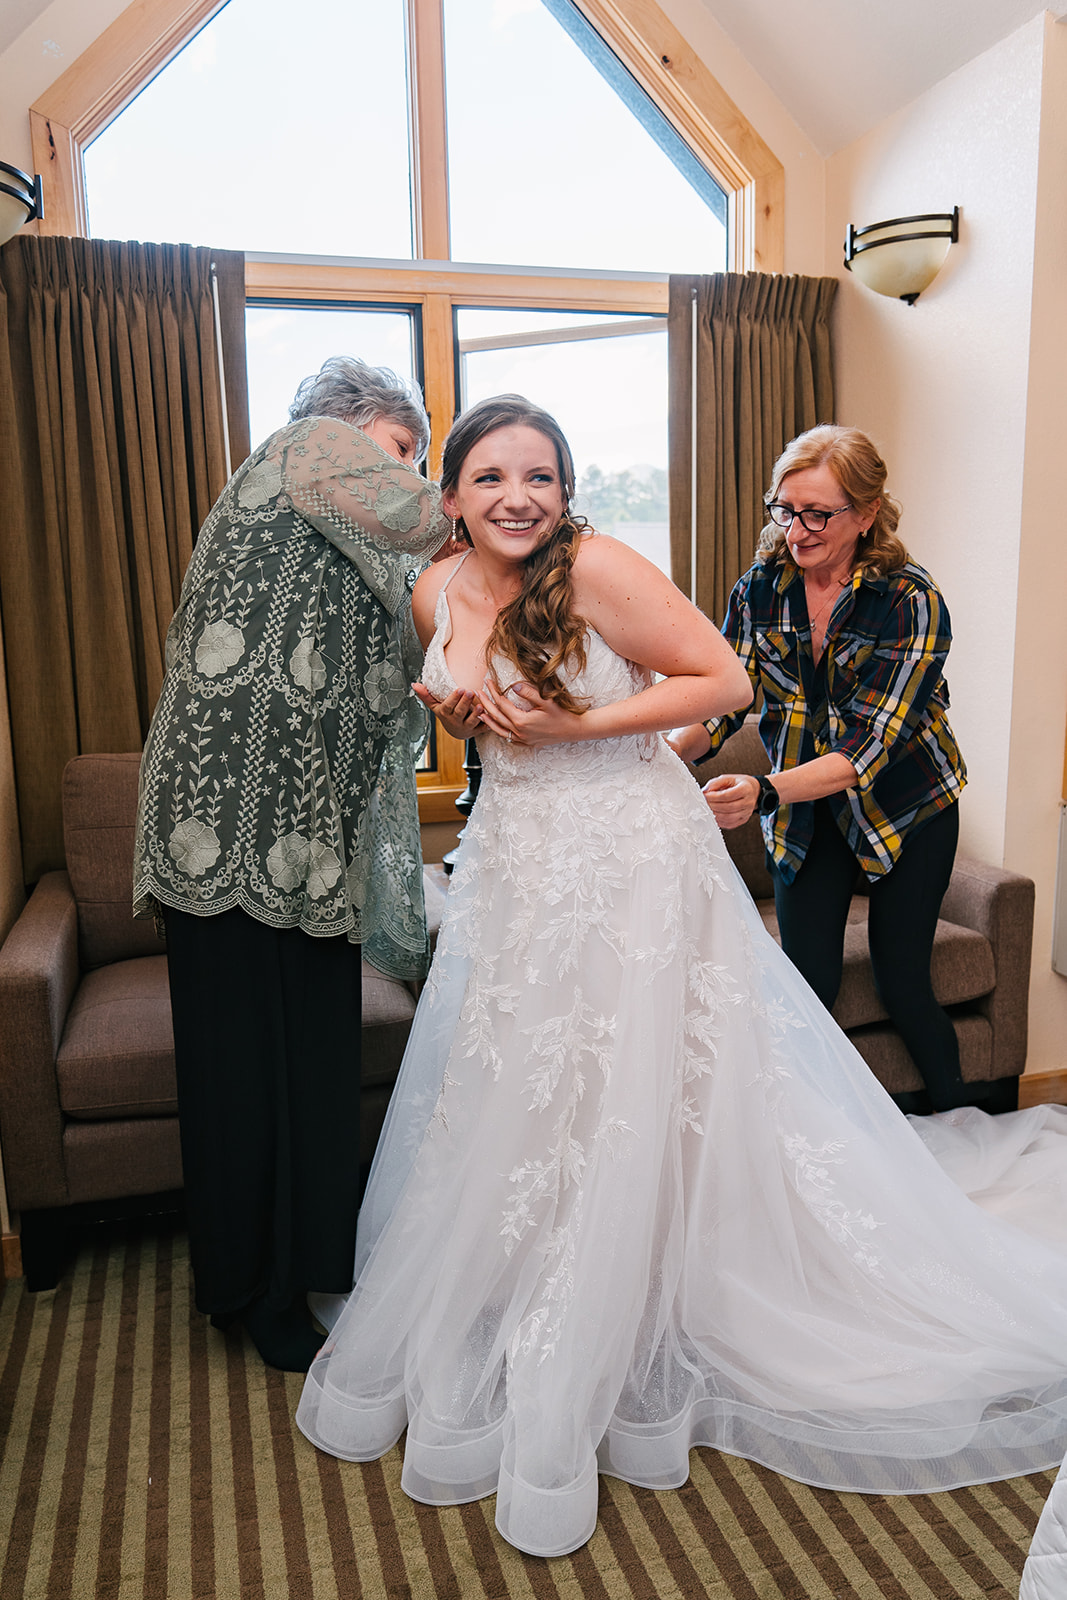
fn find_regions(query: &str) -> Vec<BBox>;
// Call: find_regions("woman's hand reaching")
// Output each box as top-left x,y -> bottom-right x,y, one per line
479,678 -> 583,748
412,683 -> 485,740
702,773 -> 761,829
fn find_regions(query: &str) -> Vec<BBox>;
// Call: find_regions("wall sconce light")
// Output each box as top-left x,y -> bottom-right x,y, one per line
0,161 -> 44,248
844,207 -> 960,305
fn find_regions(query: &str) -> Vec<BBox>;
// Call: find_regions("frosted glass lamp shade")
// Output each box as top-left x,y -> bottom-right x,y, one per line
0,162 -> 43,247
844,208 -> 959,305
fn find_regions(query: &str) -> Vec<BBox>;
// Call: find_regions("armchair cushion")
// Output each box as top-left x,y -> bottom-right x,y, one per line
63,1118 -> 183,1206
849,1014 -> 993,1095
56,954 -> 177,1120
0,870 -> 82,1207
360,959 -> 417,1093
63,753 -> 166,969
753,899 -> 996,1031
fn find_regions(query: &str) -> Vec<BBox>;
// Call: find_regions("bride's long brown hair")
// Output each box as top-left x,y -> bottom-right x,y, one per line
441,396 -> 591,714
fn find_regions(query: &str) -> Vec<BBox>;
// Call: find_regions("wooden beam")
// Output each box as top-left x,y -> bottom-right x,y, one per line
245,258 -> 668,316
30,112 -> 85,237
421,290 -> 455,479
407,0 -> 451,262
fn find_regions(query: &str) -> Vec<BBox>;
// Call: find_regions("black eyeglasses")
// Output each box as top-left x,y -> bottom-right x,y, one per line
765,502 -> 853,534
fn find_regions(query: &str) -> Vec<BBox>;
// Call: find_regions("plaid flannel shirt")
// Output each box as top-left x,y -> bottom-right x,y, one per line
699,558 -> 966,882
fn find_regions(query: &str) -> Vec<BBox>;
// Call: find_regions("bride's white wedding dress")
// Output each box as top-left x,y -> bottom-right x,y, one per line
297,566 -> 1067,1558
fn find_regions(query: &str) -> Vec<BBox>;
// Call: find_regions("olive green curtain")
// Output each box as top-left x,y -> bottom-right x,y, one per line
668,272 -> 838,624
0,237 -> 250,904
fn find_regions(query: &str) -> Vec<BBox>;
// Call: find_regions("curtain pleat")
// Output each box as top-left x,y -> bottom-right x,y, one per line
669,272 -> 838,624
0,612 -> 23,944
0,237 -> 249,894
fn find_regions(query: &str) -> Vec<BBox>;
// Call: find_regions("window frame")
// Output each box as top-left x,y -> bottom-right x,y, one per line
29,0 -> 783,269
28,0 -> 783,821
241,256 -> 671,817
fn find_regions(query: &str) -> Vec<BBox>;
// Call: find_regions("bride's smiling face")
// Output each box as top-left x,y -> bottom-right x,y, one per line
443,424 -> 565,567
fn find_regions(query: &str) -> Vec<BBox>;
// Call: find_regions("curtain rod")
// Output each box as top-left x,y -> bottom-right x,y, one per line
210,262 -> 232,480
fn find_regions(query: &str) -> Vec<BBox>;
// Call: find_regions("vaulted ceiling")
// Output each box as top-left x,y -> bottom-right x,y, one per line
696,0 -> 1062,153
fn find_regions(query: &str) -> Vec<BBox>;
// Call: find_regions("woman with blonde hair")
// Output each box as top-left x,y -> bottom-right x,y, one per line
672,424 -> 972,1113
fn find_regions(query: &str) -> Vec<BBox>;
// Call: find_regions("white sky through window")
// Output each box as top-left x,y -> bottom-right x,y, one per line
83,0 -> 413,255
82,0 -> 728,576
244,306 -> 418,449
444,0 -> 727,274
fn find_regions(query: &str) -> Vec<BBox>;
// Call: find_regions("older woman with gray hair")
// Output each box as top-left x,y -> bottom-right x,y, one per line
135,356 -> 450,1371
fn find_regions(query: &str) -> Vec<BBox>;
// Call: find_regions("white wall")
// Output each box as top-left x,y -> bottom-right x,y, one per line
1007,15 -> 1067,1065
0,0 -> 130,173
827,14 -> 1067,1074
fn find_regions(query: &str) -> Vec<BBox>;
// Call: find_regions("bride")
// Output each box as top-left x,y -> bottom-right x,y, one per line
297,396 -> 1067,1559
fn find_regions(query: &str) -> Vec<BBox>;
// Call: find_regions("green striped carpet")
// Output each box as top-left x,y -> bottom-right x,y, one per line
0,1216 -> 1052,1598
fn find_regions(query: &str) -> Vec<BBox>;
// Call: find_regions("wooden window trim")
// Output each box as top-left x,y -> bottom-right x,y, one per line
407,0 -> 450,261
29,0 -> 784,272
30,0 -> 228,237
246,257 -> 668,821
27,0 -> 783,825
569,0 -> 783,271
244,255 -> 669,475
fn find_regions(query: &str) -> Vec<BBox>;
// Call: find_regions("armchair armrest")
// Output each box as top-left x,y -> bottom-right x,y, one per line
0,871 -> 81,1210
940,854 -> 1035,1079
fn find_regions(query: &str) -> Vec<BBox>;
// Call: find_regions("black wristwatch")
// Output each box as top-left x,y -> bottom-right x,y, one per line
754,774 -> 780,818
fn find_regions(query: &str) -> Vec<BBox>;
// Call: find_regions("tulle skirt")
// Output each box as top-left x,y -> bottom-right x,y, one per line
297,739 -> 1067,1558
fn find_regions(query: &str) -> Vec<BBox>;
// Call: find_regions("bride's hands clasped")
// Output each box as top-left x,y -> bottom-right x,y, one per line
479,677 -> 583,748
412,683 -> 485,740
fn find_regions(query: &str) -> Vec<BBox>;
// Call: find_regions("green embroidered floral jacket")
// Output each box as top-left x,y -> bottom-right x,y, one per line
134,416 -> 450,979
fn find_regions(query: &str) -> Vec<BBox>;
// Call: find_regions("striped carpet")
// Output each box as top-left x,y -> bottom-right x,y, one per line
0,1216 -> 1052,1599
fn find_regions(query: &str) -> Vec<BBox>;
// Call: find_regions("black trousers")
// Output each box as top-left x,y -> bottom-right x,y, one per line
770,801 -> 963,1106
163,906 -> 363,1316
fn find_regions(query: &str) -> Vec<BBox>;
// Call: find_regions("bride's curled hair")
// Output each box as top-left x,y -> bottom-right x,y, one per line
441,395 -> 591,714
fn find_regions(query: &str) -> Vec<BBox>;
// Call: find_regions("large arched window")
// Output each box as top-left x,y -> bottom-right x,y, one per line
30,0 -> 782,815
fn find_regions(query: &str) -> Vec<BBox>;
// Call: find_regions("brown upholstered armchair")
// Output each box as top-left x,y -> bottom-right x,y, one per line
698,718 -> 1035,1110
0,753 -> 442,1289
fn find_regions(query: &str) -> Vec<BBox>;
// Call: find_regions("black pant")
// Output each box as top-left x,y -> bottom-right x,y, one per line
163,906 -> 363,1316
771,801 -> 963,1107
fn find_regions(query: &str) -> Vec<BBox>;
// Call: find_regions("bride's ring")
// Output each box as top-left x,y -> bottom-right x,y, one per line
506,731 -> 513,743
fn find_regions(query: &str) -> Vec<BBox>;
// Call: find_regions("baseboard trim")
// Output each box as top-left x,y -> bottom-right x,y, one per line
1018,1070 -> 1067,1108
2,1231 -> 22,1281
